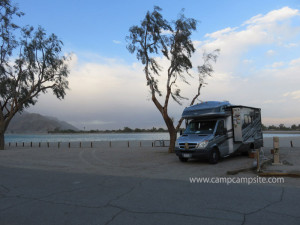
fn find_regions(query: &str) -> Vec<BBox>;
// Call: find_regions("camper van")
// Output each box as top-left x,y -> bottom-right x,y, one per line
175,101 -> 263,164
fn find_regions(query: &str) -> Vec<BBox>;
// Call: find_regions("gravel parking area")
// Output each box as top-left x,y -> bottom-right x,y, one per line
1,138 -> 300,224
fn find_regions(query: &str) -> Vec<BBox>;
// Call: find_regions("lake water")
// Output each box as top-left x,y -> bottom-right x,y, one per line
4,132 -> 300,143
4,133 -> 171,143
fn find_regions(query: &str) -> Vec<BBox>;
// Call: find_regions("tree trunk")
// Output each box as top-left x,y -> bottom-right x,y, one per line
0,111 -> 14,150
168,128 -> 177,153
151,94 -> 178,153
0,119 -> 7,150
162,112 -> 177,153
0,131 -> 4,150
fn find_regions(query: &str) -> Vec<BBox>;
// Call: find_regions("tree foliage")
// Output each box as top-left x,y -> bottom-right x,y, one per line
263,124 -> 300,131
0,0 -> 69,149
127,6 -> 219,152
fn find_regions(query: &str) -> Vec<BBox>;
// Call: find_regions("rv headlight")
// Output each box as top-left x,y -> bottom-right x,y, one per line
175,141 -> 180,148
196,140 -> 209,149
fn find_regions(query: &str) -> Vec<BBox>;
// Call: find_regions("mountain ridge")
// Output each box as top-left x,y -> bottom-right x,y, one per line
6,111 -> 78,134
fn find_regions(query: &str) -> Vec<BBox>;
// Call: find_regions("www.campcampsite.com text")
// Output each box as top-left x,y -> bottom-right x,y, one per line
189,176 -> 285,185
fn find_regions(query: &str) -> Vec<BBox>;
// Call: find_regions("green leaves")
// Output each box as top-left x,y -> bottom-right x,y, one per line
126,6 -> 199,104
197,49 -> 220,84
126,5 -> 220,110
0,0 -> 69,122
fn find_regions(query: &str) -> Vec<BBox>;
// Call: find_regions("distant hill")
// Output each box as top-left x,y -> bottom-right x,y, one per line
6,112 -> 78,134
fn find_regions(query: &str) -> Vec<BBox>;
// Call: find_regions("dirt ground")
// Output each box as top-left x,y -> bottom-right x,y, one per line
1,139 -> 300,187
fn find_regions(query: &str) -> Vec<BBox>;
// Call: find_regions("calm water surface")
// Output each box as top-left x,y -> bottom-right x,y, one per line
4,133 -> 171,143
4,132 -> 300,143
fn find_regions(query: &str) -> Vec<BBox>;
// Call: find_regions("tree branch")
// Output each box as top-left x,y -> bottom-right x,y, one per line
190,83 -> 202,106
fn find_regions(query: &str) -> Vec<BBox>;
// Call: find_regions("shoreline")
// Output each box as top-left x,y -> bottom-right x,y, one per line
5,130 -> 300,135
4,132 -> 300,146
3,136 -> 300,148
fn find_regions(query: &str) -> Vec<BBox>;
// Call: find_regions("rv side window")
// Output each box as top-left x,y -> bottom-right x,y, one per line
243,114 -> 252,128
254,111 -> 260,120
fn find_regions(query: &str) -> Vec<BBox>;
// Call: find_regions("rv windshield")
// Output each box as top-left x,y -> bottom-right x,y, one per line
184,120 -> 217,135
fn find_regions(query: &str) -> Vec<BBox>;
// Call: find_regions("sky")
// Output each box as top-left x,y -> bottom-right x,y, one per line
13,0 -> 300,130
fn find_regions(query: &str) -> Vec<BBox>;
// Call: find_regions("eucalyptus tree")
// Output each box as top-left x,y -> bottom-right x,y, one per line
127,6 -> 219,153
0,0 -> 69,149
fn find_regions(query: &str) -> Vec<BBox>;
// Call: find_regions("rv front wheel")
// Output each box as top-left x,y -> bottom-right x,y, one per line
209,148 -> 219,164
179,157 -> 188,162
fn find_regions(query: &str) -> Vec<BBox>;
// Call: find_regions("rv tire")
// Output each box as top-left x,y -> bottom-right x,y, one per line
241,150 -> 249,156
209,148 -> 219,164
179,157 -> 188,162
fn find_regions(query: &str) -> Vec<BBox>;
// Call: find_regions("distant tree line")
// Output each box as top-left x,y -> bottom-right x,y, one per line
49,124 -> 300,134
262,124 -> 300,131
48,127 -> 170,134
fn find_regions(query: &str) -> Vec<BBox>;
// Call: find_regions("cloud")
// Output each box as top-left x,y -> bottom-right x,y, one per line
205,27 -> 237,39
290,58 -> 300,66
113,40 -> 121,44
284,42 -> 299,48
271,61 -> 285,68
191,7 -> 300,126
284,90 -> 300,100
243,7 -> 299,25
28,54 -> 160,129
243,59 -> 253,64
28,7 -> 300,128
266,49 -> 276,56
70,120 -> 116,129
263,117 -> 300,126
201,7 -> 300,71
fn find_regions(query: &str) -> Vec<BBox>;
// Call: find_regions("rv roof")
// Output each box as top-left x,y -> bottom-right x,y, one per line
182,101 -> 231,118
188,101 -> 230,109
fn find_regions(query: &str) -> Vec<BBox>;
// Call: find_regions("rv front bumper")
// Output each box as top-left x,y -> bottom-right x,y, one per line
175,148 -> 210,159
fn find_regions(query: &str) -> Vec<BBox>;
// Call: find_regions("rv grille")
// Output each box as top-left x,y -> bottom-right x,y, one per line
179,143 -> 197,150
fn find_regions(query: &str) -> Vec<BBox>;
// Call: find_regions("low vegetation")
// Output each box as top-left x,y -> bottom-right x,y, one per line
48,127 -> 172,134
49,124 -> 300,134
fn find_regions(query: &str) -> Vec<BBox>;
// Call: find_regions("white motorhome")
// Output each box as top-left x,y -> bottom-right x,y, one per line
175,101 -> 263,164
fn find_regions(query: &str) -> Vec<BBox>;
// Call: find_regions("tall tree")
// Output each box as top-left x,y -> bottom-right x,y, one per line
0,0 -> 69,149
127,6 -> 219,153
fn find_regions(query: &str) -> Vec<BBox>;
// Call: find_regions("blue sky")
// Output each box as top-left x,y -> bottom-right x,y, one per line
15,0 -> 300,129
18,0 -> 299,62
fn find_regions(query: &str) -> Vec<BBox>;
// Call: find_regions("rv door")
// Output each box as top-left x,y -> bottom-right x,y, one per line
232,108 -> 243,142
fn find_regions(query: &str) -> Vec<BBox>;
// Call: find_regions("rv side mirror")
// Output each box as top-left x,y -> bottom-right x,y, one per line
180,130 -> 183,135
